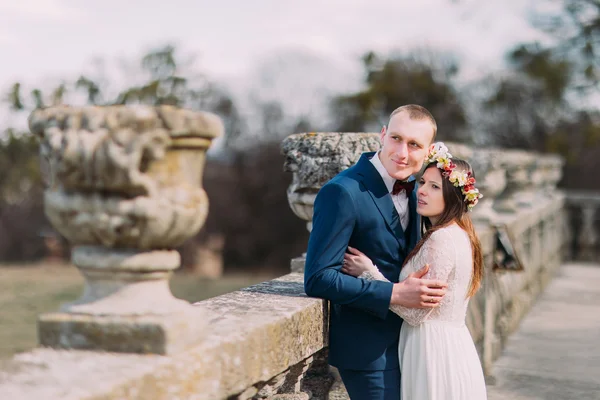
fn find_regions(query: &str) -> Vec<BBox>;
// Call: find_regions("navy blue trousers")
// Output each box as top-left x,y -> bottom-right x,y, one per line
338,368 -> 401,400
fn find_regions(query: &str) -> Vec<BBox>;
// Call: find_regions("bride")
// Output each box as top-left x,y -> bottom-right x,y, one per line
341,143 -> 487,400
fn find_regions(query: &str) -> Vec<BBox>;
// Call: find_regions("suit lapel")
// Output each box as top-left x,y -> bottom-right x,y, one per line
356,153 -> 406,249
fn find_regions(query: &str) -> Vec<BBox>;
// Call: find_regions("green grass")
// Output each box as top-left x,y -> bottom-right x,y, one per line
0,264 -> 276,361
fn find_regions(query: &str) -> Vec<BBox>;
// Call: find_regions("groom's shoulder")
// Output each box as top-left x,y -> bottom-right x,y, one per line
315,170 -> 361,202
320,153 -> 371,192
327,164 -> 361,188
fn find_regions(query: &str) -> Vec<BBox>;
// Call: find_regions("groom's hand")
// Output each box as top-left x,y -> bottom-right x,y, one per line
390,264 -> 447,308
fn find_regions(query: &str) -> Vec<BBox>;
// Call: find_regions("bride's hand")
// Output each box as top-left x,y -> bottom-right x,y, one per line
341,246 -> 376,277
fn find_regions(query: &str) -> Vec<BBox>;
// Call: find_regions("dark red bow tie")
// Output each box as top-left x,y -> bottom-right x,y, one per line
392,180 -> 415,195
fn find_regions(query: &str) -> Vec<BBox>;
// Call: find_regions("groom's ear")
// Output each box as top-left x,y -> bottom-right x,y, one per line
380,125 -> 387,143
423,144 -> 434,162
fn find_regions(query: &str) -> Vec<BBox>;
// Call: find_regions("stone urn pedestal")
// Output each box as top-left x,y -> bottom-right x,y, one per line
29,105 -> 223,354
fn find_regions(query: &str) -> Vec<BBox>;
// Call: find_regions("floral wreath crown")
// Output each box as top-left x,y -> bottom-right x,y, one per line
426,142 -> 483,211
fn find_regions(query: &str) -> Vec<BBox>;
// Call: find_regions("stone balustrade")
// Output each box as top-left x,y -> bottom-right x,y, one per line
565,191 -> 600,261
0,128 -> 568,399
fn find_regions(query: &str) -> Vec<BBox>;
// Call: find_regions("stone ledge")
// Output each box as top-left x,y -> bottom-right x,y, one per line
37,308 -> 207,355
0,273 -> 328,400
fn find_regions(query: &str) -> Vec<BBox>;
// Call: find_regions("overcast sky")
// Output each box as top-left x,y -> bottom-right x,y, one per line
0,0 -> 544,84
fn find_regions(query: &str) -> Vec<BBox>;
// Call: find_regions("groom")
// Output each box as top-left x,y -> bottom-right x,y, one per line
304,105 -> 447,399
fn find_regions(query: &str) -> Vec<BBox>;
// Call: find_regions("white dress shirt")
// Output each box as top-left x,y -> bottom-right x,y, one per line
370,152 -> 410,230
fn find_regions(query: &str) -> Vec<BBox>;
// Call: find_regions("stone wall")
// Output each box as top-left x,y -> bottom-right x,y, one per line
468,198 -> 566,377
0,127 -> 567,399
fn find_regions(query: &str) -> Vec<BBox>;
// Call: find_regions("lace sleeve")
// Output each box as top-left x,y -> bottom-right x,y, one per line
359,269 -> 389,282
389,229 -> 457,326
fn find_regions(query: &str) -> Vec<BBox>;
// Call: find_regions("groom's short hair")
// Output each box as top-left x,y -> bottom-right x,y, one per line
389,105 -> 437,141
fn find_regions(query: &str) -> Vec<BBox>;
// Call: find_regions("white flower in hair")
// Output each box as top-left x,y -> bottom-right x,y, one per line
454,170 -> 469,186
427,142 -> 451,163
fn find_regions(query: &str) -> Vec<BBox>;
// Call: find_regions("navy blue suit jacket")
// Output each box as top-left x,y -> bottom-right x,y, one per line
304,152 -> 421,371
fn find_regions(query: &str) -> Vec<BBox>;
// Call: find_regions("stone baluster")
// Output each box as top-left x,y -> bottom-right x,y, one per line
282,132 -> 380,272
468,149 -> 507,222
578,204 -> 598,261
519,159 -> 544,206
541,155 -> 564,196
29,105 -> 223,354
493,151 -> 536,213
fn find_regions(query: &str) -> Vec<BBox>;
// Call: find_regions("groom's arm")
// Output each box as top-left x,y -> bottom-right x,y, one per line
304,182 -> 393,320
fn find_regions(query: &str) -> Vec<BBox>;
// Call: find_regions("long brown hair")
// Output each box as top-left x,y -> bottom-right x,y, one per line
403,159 -> 484,297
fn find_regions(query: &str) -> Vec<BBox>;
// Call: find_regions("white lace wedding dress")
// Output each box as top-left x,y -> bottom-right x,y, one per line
361,223 -> 487,400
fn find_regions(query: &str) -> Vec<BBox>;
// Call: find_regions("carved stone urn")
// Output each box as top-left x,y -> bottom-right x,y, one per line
282,132 -> 380,271
29,105 -> 222,354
